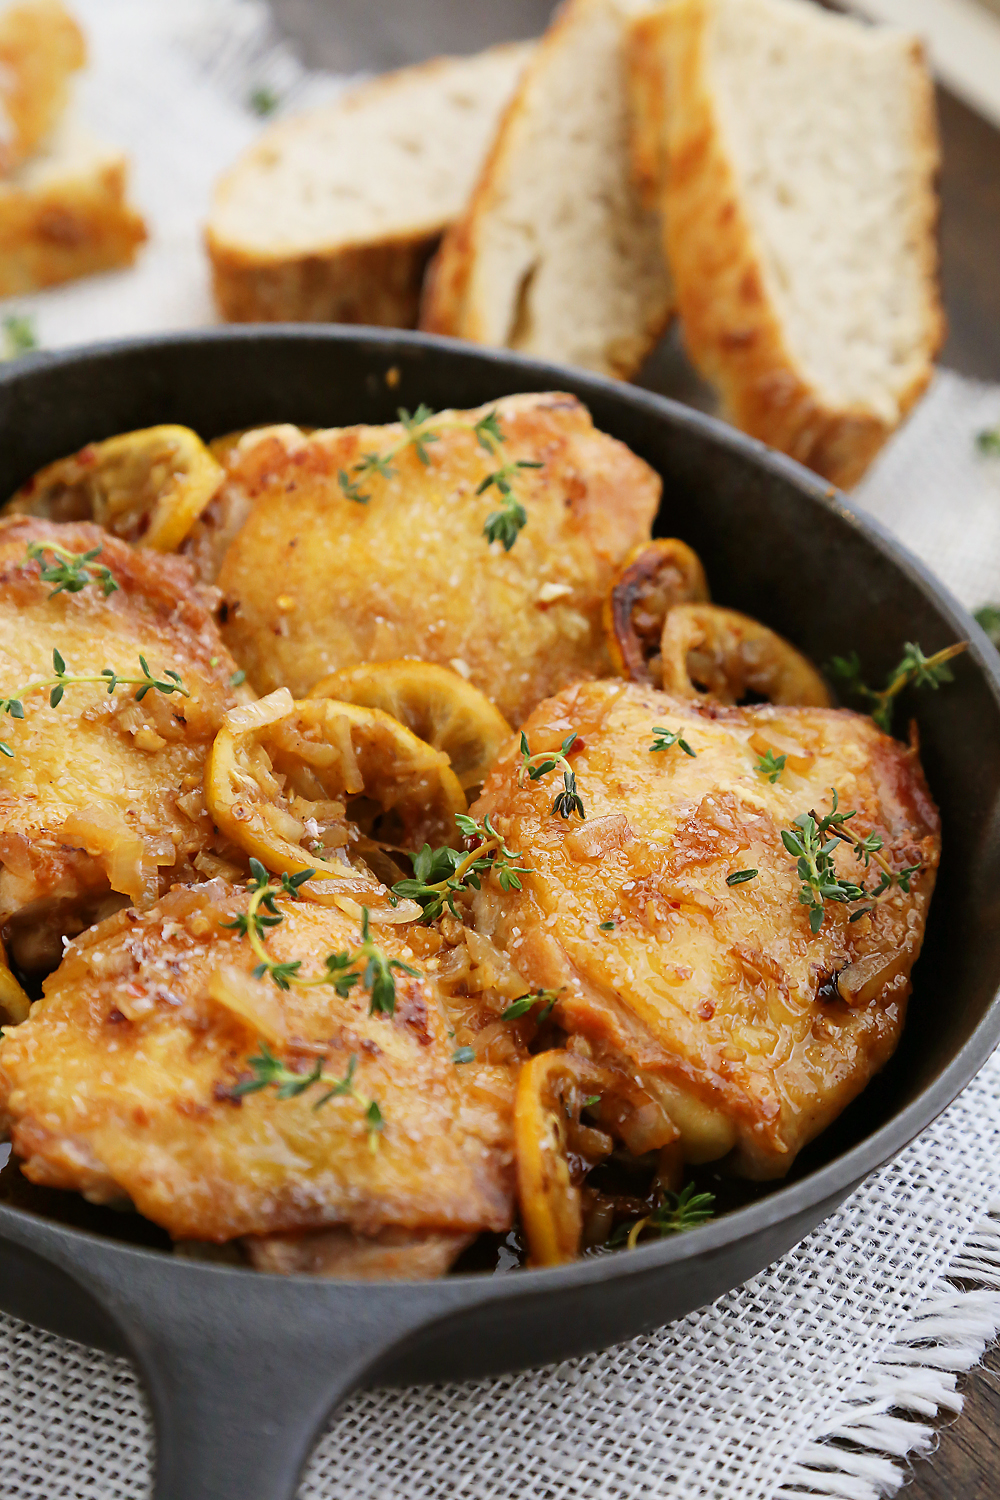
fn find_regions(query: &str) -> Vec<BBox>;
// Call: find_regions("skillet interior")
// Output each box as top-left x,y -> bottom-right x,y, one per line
0,328 -> 997,1500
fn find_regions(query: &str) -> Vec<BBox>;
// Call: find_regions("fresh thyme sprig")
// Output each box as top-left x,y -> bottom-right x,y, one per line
1,648 -> 189,759
399,403 -> 440,464
782,796 -> 867,935
334,403 -> 542,548
976,427 -> 1000,456
500,988 -> 562,1024
220,860 -> 314,989
25,540 -> 119,599
321,906 -> 420,1016
649,726 -> 696,757
828,641 -> 966,732
781,790 -> 921,933
231,1045 -> 384,1148
611,1183 -> 716,1250
755,749 -> 786,783
221,865 -> 419,1014
479,459 -> 544,551
248,85 -> 280,117
392,812 -> 530,922
1,313 -> 36,359
975,605 -> 1000,649
337,403 -> 440,503
518,730 -> 585,819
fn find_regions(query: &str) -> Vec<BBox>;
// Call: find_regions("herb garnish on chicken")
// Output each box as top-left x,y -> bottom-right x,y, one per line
1,648 -> 189,758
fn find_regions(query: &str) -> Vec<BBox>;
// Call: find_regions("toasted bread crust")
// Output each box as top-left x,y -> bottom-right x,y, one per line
208,229 -> 440,327
0,153 -> 146,296
629,2 -> 944,489
418,18 -> 560,347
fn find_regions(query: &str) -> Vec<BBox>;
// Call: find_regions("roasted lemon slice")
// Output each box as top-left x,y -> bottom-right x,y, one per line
205,689 -> 466,917
0,937 -> 30,1026
604,538 -> 710,687
7,425 -> 224,552
659,604 -> 831,707
515,1051 -> 618,1267
309,660 -> 512,790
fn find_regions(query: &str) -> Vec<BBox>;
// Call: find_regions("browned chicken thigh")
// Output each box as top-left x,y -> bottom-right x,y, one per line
200,393 -> 659,724
0,880 -> 516,1252
470,679 -> 940,1178
0,517 -> 243,1005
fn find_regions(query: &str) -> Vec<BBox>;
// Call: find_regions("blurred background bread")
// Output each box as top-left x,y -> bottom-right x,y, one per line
0,0 -> 145,296
420,0 -> 673,379
629,0 -> 943,487
206,43 -> 531,327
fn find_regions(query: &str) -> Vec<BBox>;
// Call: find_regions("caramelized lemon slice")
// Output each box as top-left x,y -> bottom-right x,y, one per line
0,949 -> 30,1026
659,604 -> 831,707
515,1051 -> 620,1267
205,689 -> 466,917
309,660 -> 512,790
604,538 -> 710,687
7,425 -> 224,552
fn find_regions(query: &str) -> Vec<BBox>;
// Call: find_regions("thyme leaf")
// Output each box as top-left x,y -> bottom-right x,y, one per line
1,648 -> 189,760
248,85 -> 280,116
755,748 -> 786,783
828,640 -> 965,732
611,1183 -> 716,1248
649,725 -> 697,757
976,427 -> 1000,456
974,604 -> 1000,649
230,1045 -> 384,1147
781,789 -> 921,933
26,540 -> 119,599
500,988 -> 562,1024
518,730 -> 586,819
2,313 -> 36,359
392,812 -> 531,922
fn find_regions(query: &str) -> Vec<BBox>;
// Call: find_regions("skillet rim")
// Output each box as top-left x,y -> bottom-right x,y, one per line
0,322 -> 997,1297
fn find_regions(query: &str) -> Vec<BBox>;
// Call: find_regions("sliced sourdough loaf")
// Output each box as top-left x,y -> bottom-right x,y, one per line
0,115 -> 147,296
628,0 -> 943,488
207,43 -> 532,327
419,0 -> 673,380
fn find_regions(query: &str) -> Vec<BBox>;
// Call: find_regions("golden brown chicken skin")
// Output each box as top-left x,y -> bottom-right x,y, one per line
0,880 -> 515,1244
203,393 -> 660,724
469,680 -> 940,1178
0,517 -> 243,980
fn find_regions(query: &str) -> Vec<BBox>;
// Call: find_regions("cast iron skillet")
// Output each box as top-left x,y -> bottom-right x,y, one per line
1,327 -> 999,1500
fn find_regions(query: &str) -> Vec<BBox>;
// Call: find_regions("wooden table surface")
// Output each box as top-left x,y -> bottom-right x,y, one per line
271,5 -> 1000,1490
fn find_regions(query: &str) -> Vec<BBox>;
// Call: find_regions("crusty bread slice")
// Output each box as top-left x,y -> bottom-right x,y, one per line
0,115 -> 147,295
0,0 -> 85,173
629,0 -> 943,488
207,43 -> 532,328
419,0 -> 673,380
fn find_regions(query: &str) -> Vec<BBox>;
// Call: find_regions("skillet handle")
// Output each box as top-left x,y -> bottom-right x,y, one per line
60,1248 -> 445,1500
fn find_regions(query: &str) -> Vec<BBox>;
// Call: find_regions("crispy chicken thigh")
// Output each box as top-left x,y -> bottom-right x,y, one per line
0,880 -> 515,1244
0,518 -> 242,988
471,680 -> 940,1178
203,393 -> 659,724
